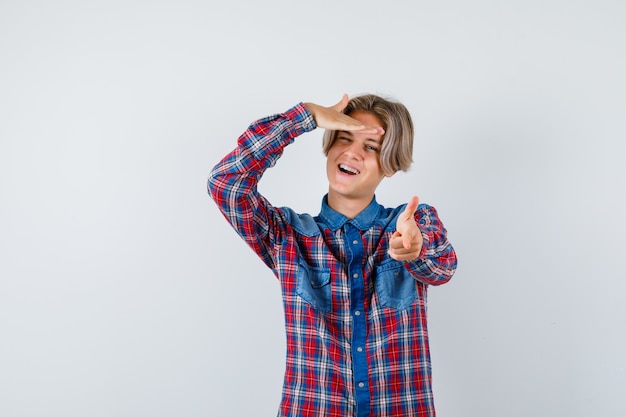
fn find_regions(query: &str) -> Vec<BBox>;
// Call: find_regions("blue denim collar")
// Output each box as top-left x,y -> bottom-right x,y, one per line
318,194 -> 382,231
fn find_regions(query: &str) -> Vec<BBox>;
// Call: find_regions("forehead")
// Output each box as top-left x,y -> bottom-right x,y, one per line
348,110 -> 383,128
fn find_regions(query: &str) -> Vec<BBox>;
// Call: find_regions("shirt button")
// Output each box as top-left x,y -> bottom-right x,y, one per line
352,240 -> 359,245
353,273 -> 359,278
358,382 -> 365,388
357,347 -> 363,352
355,311 -> 361,316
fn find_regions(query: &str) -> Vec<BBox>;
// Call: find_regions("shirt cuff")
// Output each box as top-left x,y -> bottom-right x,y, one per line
284,103 -> 317,137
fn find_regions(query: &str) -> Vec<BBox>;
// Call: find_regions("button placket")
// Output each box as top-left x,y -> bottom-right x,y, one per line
344,222 -> 370,416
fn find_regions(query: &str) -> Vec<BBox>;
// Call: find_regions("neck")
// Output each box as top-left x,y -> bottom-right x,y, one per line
327,192 -> 374,219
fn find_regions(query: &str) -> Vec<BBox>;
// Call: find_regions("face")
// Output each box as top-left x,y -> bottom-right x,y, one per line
326,111 -> 389,206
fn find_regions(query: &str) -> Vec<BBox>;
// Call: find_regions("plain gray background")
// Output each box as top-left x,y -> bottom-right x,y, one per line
1,0 -> 625,416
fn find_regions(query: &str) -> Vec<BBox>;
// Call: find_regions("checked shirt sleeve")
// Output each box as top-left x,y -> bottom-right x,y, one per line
207,103 -> 316,271
404,204 -> 458,286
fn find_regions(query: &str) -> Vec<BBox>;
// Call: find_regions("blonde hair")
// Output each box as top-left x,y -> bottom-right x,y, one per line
322,94 -> 414,176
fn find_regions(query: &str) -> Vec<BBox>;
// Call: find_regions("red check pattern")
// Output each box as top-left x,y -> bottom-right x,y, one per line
208,104 -> 457,417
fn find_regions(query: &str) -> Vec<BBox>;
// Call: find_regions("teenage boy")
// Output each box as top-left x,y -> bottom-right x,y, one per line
208,94 -> 457,417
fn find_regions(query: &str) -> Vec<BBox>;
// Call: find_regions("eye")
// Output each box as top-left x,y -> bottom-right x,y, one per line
365,144 -> 380,152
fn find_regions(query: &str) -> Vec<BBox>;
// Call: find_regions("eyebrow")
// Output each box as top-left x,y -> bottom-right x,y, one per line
338,130 -> 383,144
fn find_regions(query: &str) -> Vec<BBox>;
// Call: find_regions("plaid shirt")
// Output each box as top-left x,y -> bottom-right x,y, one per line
208,104 -> 457,417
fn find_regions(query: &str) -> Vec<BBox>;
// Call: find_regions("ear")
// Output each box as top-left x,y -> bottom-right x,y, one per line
384,170 -> 397,178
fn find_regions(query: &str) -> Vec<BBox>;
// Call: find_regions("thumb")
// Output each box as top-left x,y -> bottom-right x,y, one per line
330,93 -> 349,113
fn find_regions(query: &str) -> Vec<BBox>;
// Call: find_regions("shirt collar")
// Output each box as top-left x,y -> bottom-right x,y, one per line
318,195 -> 381,231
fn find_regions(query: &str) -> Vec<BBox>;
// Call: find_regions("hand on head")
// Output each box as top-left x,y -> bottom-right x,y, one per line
305,94 -> 385,135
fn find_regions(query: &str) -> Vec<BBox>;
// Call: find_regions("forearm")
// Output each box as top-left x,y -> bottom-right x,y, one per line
209,103 -> 315,208
209,103 -> 315,189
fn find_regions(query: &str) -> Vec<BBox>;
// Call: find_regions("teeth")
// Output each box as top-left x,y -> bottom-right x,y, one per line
339,164 -> 360,175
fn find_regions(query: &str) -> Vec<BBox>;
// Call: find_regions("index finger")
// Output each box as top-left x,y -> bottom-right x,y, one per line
402,196 -> 420,220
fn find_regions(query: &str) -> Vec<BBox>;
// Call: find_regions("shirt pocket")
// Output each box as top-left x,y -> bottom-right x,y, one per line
375,262 -> 417,310
296,261 -> 332,314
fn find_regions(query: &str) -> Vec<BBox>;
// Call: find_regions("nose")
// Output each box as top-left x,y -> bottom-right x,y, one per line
344,140 -> 364,159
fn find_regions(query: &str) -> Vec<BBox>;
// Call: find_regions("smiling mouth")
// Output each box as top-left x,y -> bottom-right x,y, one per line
339,164 -> 360,175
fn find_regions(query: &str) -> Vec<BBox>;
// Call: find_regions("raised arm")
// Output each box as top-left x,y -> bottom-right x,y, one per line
207,104 -> 316,270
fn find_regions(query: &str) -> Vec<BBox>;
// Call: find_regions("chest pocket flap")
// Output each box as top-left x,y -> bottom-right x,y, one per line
375,262 -> 417,310
296,261 -> 332,314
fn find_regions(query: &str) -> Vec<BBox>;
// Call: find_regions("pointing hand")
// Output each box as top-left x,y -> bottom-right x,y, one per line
388,196 -> 423,261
